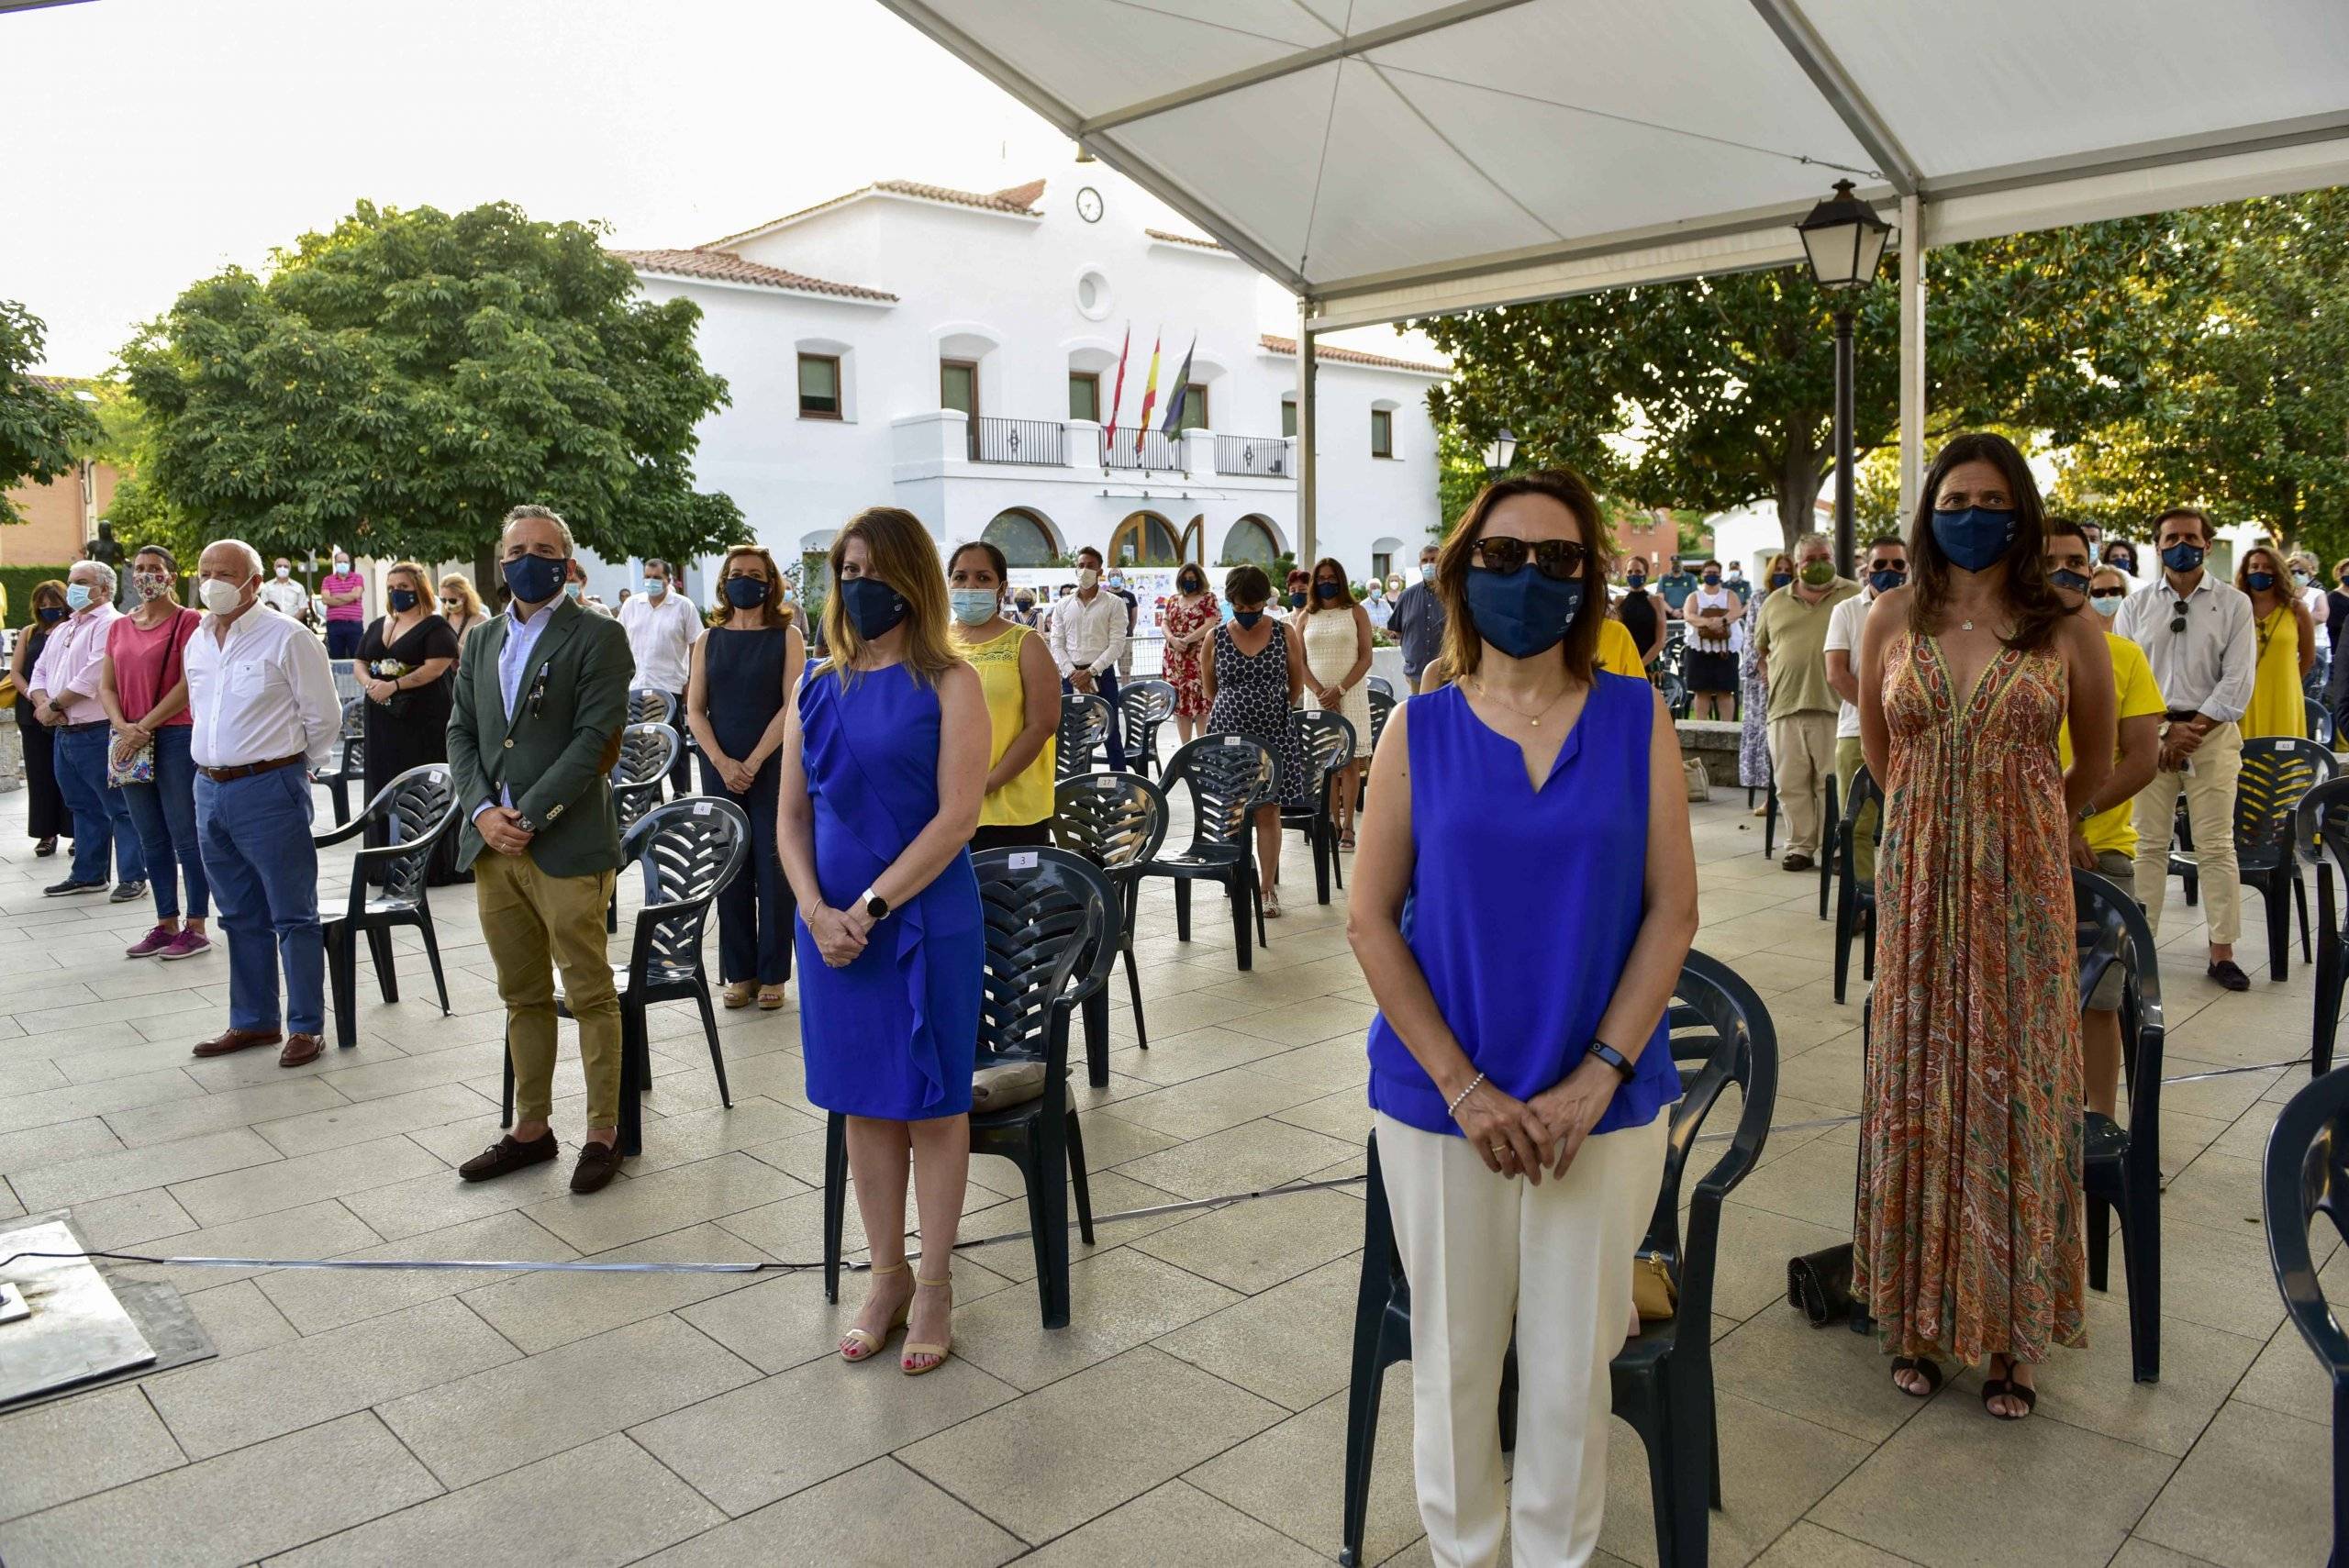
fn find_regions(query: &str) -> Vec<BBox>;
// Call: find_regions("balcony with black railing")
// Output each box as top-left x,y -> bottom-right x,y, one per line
1101,427 -> 1181,473
1215,434 -> 1292,478
971,416 -> 1066,466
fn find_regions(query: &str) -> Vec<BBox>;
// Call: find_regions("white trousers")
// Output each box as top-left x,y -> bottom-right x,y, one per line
2130,719 -> 2244,947
1379,1109 -> 1671,1568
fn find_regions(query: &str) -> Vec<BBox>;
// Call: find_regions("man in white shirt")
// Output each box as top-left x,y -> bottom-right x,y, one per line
617,558 -> 702,794
182,539 -> 343,1066
28,559 -> 146,900
258,557 -> 309,621
1049,545 -> 1129,769
2115,506 -> 2261,990
1822,535 -> 1907,884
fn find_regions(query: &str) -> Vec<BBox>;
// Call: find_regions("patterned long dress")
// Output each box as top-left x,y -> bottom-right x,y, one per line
1854,630 -> 2086,1366
1163,592 -> 1219,718
1737,591 -> 1772,787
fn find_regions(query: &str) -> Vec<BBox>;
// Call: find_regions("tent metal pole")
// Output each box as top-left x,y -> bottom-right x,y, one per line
1297,300 -> 1319,565
1897,195 -> 1926,524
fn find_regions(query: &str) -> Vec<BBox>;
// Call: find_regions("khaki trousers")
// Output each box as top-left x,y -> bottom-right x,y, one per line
1834,736 -> 1877,884
1767,711 -> 1838,857
1379,1110 -> 1670,1568
475,851 -> 621,1128
2130,719 -> 2243,948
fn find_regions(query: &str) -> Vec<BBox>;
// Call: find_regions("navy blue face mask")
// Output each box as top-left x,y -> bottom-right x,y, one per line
1932,507 -> 2016,573
503,553 -> 566,606
839,575 -> 908,640
724,576 -> 770,608
1769,572 -> 1793,590
1464,564 -> 1584,660
2244,571 -> 2277,593
389,588 -> 418,612
2161,541 -> 2205,574
2048,568 -> 2091,595
1232,609 -> 1264,630
1626,573 -> 1646,590
1868,568 -> 1907,595
1314,581 -> 1340,600
36,606 -> 65,624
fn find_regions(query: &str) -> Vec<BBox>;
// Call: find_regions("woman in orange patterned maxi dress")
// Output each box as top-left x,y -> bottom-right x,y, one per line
1853,433 -> 2116,1420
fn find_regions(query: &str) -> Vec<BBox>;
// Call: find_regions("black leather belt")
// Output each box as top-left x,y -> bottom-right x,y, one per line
60,718 -> 109,733
197,754 -> 305,784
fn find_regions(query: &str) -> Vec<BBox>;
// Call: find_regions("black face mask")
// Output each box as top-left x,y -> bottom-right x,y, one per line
389,588 -> 418,612
1233,609 -> 1264,630
36,606 -> 66,624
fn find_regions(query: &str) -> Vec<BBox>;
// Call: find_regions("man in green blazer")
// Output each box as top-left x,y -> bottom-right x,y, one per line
447,504 -> 639,1194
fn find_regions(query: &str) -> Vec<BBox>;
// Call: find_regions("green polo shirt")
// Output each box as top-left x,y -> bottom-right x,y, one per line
1753,578 -> 1861,721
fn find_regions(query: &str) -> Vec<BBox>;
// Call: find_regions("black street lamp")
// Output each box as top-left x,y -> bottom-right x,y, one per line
1482,428 -> 1517,478
1796,180 -> 1892,576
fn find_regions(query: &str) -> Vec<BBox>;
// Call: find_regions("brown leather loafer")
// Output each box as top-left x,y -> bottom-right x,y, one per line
277,1033 -> 323,1068
570,1139 -> 622,1194
192,1027 -> 283,1059
457,1131 -> 558,1183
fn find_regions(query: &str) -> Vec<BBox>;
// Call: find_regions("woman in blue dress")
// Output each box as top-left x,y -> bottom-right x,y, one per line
1348,468 -> 1698,1567
776,506 -> 988,1376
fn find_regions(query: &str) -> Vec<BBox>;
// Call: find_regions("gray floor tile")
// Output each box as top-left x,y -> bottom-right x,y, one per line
521,1150 -> 806,1253
2135,1400 -> 2333,1568
1017,1477 -> 1330,1565
0,1386 -> 185,1522
11,1126 -> 281,1209
633,1456 -> 1024,1568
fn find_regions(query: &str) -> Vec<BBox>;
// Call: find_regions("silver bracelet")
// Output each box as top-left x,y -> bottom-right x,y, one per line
1445,1071 -> 1486,1118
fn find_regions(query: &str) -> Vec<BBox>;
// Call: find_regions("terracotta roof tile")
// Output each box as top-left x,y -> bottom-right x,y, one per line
28,373 -> 99,396
610,250 -> 896,303
1145,228 -> 1230,252
1259,333 -> 1451,376
703,177 -> 1045,249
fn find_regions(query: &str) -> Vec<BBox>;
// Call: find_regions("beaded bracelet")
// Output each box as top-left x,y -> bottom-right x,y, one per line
1445,1071 -> 1486,1118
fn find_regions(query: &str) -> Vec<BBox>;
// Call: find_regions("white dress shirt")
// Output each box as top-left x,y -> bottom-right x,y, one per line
184,603 -> 342,770
617,589 -> 702,693
1822,591 -> 1873,740
1048,588 -> 1129,679
258,577 -> 309,619
2113,571 -> 2257,722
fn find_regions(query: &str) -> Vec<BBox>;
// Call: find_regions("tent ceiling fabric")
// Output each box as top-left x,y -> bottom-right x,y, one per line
880,0 -> 2349,328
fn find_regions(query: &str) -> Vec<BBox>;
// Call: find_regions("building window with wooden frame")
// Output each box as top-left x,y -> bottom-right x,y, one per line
940,359 -> 979,417
1370,407 -> 1394,458
1174,383 -> 1209,432
1068,371 -> 1101,423
1281,395 -> 1297,439
797,354 -> 842,419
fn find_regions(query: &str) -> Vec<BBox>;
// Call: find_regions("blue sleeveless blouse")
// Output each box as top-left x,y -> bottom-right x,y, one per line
1366,673 -> 1680,1137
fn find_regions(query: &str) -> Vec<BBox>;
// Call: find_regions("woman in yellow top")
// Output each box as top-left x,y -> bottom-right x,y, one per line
2238,544 -> 2313,739
948,539 -> 1059,847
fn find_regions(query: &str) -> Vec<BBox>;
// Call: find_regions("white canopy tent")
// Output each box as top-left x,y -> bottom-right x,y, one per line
877,0 -> 2349,556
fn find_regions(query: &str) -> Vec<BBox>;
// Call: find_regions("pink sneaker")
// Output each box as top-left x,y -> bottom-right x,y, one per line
124,924 -> 174,959
158,929 -> 214,962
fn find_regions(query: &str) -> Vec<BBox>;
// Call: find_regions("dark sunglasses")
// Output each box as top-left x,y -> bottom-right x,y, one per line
2088,586 -> 2128,600
2169,598 -> 2191,635
1470,536 -> 1587,580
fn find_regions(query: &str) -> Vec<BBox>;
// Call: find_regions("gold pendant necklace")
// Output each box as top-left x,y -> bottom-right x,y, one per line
1474,679 -> 1569,728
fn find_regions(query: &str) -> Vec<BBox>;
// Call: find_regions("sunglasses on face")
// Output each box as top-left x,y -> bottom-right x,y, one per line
1470,535 -> 1587,580
2088,586 -> 2128,600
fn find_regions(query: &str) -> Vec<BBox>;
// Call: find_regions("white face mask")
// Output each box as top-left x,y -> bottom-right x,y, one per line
333,558 -> 350,573
274,565 -> 291,579
1076,568 -> 1099,590
199,577 -> 245,615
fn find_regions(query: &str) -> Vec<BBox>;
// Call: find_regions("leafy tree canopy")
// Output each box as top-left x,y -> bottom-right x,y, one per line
0,301 -> 103,527
121,200 -> 740,566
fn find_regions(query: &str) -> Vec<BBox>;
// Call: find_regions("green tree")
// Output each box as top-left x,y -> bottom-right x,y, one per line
120,200 -> 740,568
1419,214 -> 2196,557
2047,192 -> 2349,560
0,301 -> 102,527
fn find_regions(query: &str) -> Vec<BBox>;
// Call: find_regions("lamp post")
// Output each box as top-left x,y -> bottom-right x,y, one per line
1482,428 -> 1517,478
1796,180 -> 1892,576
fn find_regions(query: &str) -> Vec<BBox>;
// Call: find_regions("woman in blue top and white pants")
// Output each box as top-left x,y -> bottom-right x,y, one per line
1349,468 -> 1699,1568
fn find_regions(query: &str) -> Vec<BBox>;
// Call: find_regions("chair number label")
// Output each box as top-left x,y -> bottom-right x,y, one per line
1009,851 -> 1038,869
693,801 -> 712,816
1223,734 -> 1242,745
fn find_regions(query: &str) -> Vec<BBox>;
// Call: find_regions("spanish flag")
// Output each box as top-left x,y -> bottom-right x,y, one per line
1134,331 -> 1162,454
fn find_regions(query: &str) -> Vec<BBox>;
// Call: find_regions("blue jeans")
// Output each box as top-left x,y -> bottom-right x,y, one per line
120,727 -> 208,921
196,766 -> 323,1036
1062,668 -> 1127,770
325,619 -> 362,660
54,725 -> 145,887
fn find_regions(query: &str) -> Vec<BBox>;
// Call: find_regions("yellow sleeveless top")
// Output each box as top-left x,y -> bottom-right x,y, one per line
2244,604 -> 2308,740
963,624 -> 1056,826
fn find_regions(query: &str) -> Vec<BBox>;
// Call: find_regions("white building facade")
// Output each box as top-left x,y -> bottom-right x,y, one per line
604,159 -> 1447,601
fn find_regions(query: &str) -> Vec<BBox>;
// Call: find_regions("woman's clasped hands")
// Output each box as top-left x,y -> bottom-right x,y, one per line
1450,1059 -> 1620,1183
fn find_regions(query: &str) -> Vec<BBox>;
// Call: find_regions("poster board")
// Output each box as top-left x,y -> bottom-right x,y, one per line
1004,567 -> 1180,677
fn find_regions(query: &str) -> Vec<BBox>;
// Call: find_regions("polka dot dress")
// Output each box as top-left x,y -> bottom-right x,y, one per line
1208,621 -> 1308,806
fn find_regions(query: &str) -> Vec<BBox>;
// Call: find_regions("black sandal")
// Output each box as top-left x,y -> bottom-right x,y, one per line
1889,1355 -> 1943,1396
1980,1357 -> 2038,1420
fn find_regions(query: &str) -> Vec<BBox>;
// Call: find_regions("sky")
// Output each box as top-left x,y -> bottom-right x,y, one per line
1,0 -> 1230,373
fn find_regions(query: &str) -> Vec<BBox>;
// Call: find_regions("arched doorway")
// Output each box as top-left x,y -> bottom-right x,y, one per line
983,507 -> 1058,566
1178,515 -> 1205,564
1220,515 -> 1280,566
1108,510 -> 1180,567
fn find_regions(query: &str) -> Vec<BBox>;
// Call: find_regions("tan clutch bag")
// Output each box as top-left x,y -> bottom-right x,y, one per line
1632,1251 -> 1678,1322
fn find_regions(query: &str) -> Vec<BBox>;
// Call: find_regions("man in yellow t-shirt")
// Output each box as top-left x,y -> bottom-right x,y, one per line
2048,520 -> 2164,1119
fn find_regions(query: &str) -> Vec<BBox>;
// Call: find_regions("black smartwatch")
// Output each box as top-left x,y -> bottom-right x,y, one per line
1585,1040 -> 1636,1082
859,884 -> 890,921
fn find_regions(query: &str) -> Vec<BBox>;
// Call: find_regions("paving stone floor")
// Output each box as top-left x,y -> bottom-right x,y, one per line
0,776 -> 2332,1566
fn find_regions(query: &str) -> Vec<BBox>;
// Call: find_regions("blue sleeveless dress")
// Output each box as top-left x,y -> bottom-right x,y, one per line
1366,674 -> 1680,1136
796,663 -> 983,1120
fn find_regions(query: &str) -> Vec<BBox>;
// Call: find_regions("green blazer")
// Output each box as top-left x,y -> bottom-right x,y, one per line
446,597 -> 637,878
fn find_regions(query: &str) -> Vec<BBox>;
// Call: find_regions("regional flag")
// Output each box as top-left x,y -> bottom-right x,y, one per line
1159,335 -> 1199,433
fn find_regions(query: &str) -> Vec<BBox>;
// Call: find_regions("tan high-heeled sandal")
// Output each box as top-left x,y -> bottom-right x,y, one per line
757,984 -> 785,1010
901,1273 -> 953,1375
838,1262 -> 910,1362
721,980 -> 755,1010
